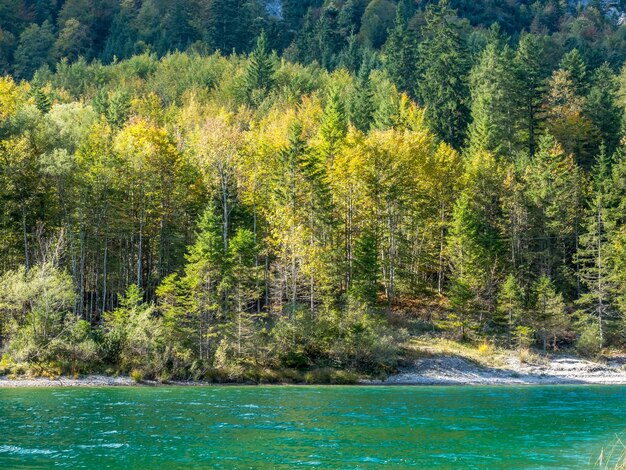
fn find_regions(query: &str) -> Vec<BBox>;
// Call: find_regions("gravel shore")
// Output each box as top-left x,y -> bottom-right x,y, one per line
382,355 -> 626,385
0,375 -> 135,387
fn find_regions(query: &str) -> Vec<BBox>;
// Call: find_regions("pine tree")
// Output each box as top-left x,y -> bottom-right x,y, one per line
447,151 -> 504,321
225,228 -> 260,361
350,228 -> 379,305
447,277 -> 476,340
30,87 -> 52,114
447,193 -> 486,332
101,0 -> 139,62
158,0 -> 199,54
544,68 -> 597,168
205,0 -> 254,53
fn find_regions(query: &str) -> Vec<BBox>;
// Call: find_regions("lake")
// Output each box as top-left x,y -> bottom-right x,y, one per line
0,385 -> 624,468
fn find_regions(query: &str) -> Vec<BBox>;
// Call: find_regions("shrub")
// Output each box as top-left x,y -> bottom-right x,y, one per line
0,354 -> 14,375
304,367 -> 359,385
513,326 -> 534,350
518,348 -> 540,365
477,342 -> 493,356
576,323 -> 603,358
130,369 -> 144,383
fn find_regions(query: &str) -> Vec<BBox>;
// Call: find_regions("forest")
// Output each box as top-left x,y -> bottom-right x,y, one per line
2,0 -> 626,382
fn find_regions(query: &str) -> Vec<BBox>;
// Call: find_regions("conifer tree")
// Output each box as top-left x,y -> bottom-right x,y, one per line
514,33 -> 548,157
243,31 -> 275,106
467,37 -> 517,156
525,134 -> 582,292
224,228 -> 260,361
585,63 -> 621,155
544,68 -> 596,168
576,147 -> 614,346
559,48 -> 588,96
102,0 -> 139,62
417,0 -> 470,149
347,64 -> 375,133
383,2 -> 418,98
496,274 -> 524,346
319,88 -> 348,162
531,275 -> 567,351
183,203 -> 228,360
350,228 -> 379,305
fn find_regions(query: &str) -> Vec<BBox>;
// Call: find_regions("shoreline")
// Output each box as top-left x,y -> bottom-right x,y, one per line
2,355 -> 626,387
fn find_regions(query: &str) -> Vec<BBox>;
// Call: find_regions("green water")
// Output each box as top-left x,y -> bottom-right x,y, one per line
0,385 -> 624,468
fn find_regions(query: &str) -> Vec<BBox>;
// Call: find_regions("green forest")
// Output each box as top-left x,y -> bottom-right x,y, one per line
2,0 -> 626,383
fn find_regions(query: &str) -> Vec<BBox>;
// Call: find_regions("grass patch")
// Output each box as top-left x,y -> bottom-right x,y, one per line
598,433 -> 626,469
518,348 -> 542,365
403,336 -> 507,368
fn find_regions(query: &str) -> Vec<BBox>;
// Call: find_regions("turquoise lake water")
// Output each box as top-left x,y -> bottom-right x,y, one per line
0,385 -> 624,468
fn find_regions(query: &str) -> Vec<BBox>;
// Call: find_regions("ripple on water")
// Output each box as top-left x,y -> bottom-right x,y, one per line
76,443 -> 128,450
0,445 -> 58,455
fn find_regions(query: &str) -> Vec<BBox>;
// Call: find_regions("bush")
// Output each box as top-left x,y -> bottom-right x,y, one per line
518,348 -> 540,365
0,354 -> 14,375
477,342 -> 493,356
576,323 -> 603,357
513,326 -> 534,350
130,369 -> 144,383
304,367 -> 359,385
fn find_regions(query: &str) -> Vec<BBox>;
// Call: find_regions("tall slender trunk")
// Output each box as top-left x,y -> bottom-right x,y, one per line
137,206 -> 144,288
79,228 -> 85,319
102,239 -> 108,315
438,203 -> 445,295
22,209 -> 29,271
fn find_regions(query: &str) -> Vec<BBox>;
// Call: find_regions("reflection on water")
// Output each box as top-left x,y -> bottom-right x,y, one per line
0,385 -> 624,468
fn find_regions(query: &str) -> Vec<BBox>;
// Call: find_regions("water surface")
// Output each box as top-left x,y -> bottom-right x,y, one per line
0,385 -> 624,468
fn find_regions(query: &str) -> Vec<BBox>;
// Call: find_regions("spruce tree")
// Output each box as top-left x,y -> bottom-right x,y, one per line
243,31 -> 275,106
347,64 -> 375,133
576,147 -> 614,346
585,63 -> 621,155
525,133 -> 582,293
383,2 -> 418,98
496,274 -> 524,346
417,0 -> 470,148
559,48 -> 588,96
514,33 -> 548,157
319,88 -> 348,162
467,38 -> 517,156
101,0 -> 139,62
532,275 -> 567,351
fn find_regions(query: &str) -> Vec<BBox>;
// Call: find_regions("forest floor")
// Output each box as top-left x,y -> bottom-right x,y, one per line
379,337 -> 626,385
